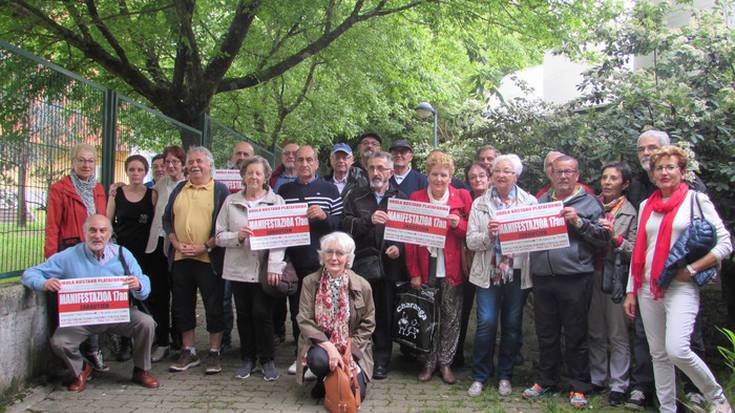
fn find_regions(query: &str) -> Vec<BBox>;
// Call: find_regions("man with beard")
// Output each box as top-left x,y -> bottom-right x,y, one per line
342,151 -> 407,379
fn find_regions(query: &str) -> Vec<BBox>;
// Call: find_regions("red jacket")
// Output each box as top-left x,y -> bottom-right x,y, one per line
44,176 -> 106,258
405,186 -> 472,287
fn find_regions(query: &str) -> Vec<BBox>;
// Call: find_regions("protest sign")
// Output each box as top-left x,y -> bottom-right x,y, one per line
496,201 -> 569,254
58,277 -> 130,327
384,198 -> 450,248
215,169 -> 243,192
248,203 -> 310,250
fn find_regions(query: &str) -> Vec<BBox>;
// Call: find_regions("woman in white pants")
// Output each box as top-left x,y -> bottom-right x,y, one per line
623,145 -> 732,413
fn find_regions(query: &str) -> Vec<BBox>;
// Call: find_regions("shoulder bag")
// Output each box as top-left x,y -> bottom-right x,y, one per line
324,339 -> 361,413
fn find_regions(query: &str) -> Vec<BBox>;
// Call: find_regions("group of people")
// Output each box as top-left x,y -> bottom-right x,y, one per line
21,129 -> 732,413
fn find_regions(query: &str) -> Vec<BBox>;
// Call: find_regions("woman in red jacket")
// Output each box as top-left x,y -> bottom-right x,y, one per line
406,151 -> 472,385
44,143 -> 106,258
44,143 -> 107,371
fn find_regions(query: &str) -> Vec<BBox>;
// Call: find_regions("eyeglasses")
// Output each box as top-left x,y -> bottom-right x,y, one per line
368,166 -> 391,173
468,174 -> 488,181
553,169 -> 577,177
75,158 -> 95,165
323,249 -> 347,258
491,169 -> 515,176
164,159 -> 181,165
653,164 -> 679,173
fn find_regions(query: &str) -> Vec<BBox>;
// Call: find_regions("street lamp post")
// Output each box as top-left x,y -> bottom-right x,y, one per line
415,102 -> 438,147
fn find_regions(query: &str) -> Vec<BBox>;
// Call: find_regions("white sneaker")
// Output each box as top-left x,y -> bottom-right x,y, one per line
498,379 -> 512,396
287,360 -> 297,375
685,392 -> 707,413
304,368 -> 317,381
467,381 -> 483,397
710,397 -> 733,413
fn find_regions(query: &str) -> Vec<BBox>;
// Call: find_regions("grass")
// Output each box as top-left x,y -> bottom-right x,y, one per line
0,209 -> 46,274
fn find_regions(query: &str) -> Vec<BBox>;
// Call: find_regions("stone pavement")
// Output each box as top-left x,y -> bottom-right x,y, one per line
9,305 -> 629,413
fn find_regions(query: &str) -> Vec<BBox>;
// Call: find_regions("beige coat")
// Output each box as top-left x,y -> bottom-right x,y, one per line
214,189 -> 286,282
295,269 -> 375,384
145,175 -> 183,254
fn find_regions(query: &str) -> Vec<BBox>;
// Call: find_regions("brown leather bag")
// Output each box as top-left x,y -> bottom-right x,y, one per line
323,340 -> 361,413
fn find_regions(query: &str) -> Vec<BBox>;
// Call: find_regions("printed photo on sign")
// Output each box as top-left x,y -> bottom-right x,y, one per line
57,277 -> 130,328
215,169 -> 243,191
384,198 -> 450,249
495,201 -> 570,254
247,202 -> 310,251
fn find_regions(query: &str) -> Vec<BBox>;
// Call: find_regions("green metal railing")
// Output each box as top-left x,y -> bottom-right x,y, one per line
0,40 -> 272,279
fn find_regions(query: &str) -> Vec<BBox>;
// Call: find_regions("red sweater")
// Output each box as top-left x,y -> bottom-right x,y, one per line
44,176 -> 106,258
405,186 -> 472,287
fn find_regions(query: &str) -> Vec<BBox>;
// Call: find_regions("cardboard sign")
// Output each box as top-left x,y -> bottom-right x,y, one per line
215,169 -> 243,192
384,198 -> 450,248
58,277 -> 130,327
247,203 -> 310,250
495,201 -> 569,254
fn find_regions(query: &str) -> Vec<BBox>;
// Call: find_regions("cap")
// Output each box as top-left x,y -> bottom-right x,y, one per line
358,132 -> 382,144
331,143 -> 353,155
389,139 -> 413,152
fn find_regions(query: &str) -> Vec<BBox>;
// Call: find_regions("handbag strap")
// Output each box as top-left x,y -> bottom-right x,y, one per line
344,339 -> 361,408
689,191 -> 705,223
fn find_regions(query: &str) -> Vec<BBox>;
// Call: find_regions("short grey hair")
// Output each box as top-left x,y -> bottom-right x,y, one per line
638,129 -> 670,146
366,151 -> 394,170
240,155 -> 273,190
187,146 -> 215,169
492,154 -> 523,177
82,214 -> 111,233
71,143 -> 96,160
318,232 -> 356,269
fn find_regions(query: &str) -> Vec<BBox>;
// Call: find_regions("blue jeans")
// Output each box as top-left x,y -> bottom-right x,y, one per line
472,271 -> 524,382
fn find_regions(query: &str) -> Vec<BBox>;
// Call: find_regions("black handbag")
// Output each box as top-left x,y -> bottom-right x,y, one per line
601,252 -> 628,304
351,247 -> 384,281
260,256 -> 299,298
392,283 -> 439,353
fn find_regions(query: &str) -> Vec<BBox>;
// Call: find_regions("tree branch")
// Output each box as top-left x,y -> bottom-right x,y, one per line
173,0 -> 203,81
85,0 -> 131,66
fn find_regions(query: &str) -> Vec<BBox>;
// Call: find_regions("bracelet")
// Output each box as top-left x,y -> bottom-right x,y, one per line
686,264 -> 697,276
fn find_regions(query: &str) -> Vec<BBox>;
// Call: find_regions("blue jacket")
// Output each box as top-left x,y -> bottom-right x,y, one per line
22,243 -> 151,301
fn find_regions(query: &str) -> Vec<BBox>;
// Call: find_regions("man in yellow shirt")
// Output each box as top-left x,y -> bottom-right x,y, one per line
163,146 -> 230,375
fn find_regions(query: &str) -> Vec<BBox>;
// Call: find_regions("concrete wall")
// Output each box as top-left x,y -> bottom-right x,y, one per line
0,283 -> 51,398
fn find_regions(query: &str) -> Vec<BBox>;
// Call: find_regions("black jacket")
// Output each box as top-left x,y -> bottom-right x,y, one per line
341,184 -> 407,282
325,166 -> 368,202
628,170 -> 707,208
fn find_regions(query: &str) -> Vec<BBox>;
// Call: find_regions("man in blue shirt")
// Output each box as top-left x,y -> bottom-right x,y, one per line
22,214 -> 159,392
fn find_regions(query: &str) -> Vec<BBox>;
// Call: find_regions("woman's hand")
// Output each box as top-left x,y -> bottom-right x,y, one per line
448,214 -> 460,229
599,216 -> 615,237
318,341 -> 344,371
266,272 -> 280,286
410,276 -> 422,290
487,219 -> 499,238
238,225 -> 253,242
623,293 -> 637,320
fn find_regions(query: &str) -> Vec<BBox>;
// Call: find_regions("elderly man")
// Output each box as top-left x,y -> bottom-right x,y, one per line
536,151 -> 594,199
270,142 -> 299,192
324,143 -> 368,201
625,129 -> 708,410
278,145 -> 343,374
22,214 -> 159,392
389,139 -> 428,196
227,141 -> 255,170
476,145 -> 499,170
342,151 -> 407,380
523,155 -> 610,408
163,146 -> 230,375
356,132 -> 383,171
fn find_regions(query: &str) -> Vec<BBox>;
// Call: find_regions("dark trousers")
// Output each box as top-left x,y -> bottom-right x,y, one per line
171,259 -> 225,333
630,305 -> 706,395
273,296 -> 287,339
456,281 -> 476,364
223,280 -> 234,343
231,281 -> 275,361
307,346 -> 367,401
370,278 -> 395,368
145,238 -> 171,346
533,273 -> 594,393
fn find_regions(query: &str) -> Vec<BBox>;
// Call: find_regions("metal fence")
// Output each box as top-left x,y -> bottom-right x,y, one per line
0,40 -> 272,278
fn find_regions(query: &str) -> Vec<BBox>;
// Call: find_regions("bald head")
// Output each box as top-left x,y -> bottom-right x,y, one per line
296,145 -> 319,183
83,214 -> 112,256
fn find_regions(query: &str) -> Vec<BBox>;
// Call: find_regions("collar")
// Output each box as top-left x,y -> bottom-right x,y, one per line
332,174 -> 348,184
296,176 -> 317,186
83,242 -> 118,263
393,167 -> 411,180
185,178 -> 214,190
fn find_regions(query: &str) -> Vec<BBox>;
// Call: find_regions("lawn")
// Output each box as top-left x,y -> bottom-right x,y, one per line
0,209 -> 45,276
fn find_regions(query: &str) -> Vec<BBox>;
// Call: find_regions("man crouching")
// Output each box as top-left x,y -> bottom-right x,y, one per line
22,214 -> 159,392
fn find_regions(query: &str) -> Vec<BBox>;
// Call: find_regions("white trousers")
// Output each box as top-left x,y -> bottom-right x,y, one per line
637,280 -> 725,412
588,272 -> 630,392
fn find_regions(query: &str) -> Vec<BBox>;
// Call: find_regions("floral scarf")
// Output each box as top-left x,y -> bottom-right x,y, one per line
490,186 -> 517,285
69,170 -> 98,216
314,268 -> 351,355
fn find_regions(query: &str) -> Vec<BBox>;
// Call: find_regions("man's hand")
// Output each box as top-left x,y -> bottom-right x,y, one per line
178,243 -> 206,257
238,225 -> 253,242
448,214 -> 460,229
43,278 -> 61,292
410,276 -> 422,290
306,205 -> 327,221
385,245 -> 400,259
487,219 -> 499,238
623,293 -> 636,320
371,210 -> 389,225
561,207 -> 580,226
125,276 -> 141,291
266,272 -> 281,286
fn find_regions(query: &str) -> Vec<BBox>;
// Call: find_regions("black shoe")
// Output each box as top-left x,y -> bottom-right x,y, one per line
609,391 -> 625,406
591,384 -> 606,395
373,365 -> 388,380
311,381 -> 326,399
117,337 -> 132,362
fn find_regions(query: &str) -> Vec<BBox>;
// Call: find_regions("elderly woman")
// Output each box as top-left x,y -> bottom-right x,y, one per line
623,146 -> 732,413
465,154 -> 536,397
588,162 -> 636,406
406,151 -> 472,384
144,145 -> 186,361
215,156 -> 286,381
44,142 -> 107,371
296,232 -> 375,400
